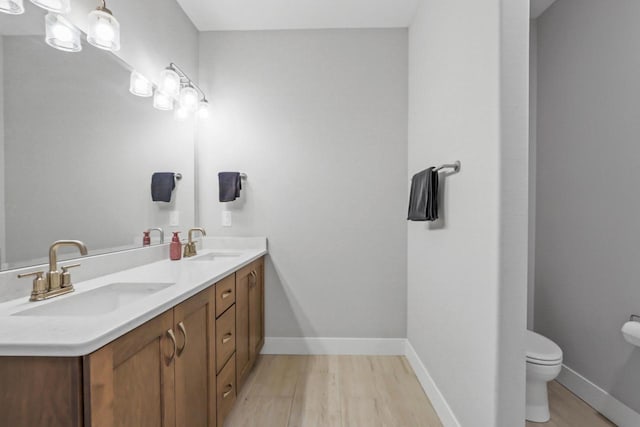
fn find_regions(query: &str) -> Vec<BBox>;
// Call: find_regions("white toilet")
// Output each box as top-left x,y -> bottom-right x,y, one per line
526,330 -> 563,423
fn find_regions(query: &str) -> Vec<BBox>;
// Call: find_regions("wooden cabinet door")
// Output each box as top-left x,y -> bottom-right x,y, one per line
236,266 -> 251,390
174,287 -> 216,427
84,310 -> 175,427
249,258 -> 264,360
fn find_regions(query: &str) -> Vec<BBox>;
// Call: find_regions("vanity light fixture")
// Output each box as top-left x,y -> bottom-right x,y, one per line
174,104 -> 189,121
158,67 -> 181,98
153,90 -> 174,111
87,0 -> 120,52
129,71 -> 153,97
179,84 -> 199,112
30,0 -> 70,14
161,63 -> 209,120
45,13 -> 81,52
0,0 -> 24,14
197,99 -> 209,119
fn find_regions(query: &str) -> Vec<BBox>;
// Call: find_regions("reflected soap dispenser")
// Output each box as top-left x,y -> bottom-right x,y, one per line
170,232 -> 182,260
143,231 -> 151,247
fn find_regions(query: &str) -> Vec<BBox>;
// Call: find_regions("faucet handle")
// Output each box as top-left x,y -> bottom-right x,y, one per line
61,264 -> 81,288
18,271 -> 47,301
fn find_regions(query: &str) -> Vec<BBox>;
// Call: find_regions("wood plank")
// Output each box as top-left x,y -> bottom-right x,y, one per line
0,356 -> 83,427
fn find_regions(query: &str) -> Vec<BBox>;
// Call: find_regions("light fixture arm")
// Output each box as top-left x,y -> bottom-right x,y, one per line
169,62 -> 207,101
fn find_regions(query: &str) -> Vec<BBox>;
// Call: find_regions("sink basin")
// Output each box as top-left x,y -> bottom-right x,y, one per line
187,252 -> 243,262
12,282 -> 175,317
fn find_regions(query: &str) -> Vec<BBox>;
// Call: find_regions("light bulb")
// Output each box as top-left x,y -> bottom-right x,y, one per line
174,105 -> 189,121
87,7 -> 120,51
179,85 -> 198,112
153,90 -> 174,111
159,68 -> 180,98
45,13 -> 81,52
197,100 -> 209,119
30,0 -> 70,13
129,71 -> 153,97
0,0 -> 24,14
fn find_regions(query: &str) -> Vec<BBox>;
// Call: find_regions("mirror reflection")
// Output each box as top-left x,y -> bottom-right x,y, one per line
0,7 -> 195,271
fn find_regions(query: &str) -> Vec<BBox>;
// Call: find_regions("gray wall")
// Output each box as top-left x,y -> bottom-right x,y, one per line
407,0 -> 529,425
3,36 -> 195,265
197,29 -> 408,339
528,21 -> 537,329
535,0 -> 640,413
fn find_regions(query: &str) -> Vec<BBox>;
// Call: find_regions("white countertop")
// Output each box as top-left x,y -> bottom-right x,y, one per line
0,242 -> 267,357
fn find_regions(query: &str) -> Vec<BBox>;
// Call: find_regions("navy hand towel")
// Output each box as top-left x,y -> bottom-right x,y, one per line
407,168 -> 439,221
218,172 -> 242,202
151,172 -> 176,202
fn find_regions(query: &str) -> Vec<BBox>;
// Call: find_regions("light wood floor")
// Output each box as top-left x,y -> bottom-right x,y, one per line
526,381 -> 615,427
224,355 -> 616,427
224,355 -> 443,427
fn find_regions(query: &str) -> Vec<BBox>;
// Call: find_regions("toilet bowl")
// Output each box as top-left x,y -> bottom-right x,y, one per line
526,330 -> 563,423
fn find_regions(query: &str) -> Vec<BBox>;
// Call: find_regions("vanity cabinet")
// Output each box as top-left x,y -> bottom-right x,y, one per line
85,286 -> 216,427
235,258 -> 265,391
0,255 -> 265,427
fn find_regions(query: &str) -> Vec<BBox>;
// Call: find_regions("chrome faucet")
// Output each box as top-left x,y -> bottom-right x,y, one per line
183,227 -> 206,258
148,227 -> 164,244
18,240 -> 88,301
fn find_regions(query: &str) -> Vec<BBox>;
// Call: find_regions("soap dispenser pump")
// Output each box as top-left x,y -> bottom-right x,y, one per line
170,232 -> 182,260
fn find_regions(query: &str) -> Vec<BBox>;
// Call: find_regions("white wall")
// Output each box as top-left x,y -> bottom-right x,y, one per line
67,0 -> 198,88
407,0 -> 528,425
528,21 -> 537,329
197,29 -> 408,339
535,0 -> 640,413
0,37 -> 5,268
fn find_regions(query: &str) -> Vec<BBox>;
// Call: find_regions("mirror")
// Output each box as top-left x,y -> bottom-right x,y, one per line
0,7 -> 195,270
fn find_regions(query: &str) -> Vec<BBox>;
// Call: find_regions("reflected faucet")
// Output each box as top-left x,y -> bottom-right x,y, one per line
184,227 -> 206,258
148,227 -> 164,244
18,240 -> 88,301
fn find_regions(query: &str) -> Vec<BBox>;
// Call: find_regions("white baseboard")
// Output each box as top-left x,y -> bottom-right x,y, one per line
557,364 -> 640,427
261,337 -> 406,355
262,337 -> 460,426
404,341 -> 461,427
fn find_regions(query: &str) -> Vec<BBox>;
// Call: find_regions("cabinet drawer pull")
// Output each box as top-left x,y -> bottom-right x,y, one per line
177,322 -> 188,355
222,384 -> 233,399
249,270 -> 257,285
222,333 -> 233,344
166,329 -> 177,363
221,290 -> 233,299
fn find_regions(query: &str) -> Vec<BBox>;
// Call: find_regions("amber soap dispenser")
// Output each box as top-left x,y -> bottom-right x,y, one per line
170,232 -> 182,260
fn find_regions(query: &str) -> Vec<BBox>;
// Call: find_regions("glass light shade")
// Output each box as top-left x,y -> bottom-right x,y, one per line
87,8 -> 120,51
174,105 -> 189,121
0,0 -> 24,14
153,90 -> 174,111
179,85 -> 198,112
197,100 -> 209,119
30,0 -> 70,13
158,69 -> 181,98
129,71 -> 153,97
45,13 -> 81,53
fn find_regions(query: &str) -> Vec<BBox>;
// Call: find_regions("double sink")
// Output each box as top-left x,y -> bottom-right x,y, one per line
10,251 -> 242,318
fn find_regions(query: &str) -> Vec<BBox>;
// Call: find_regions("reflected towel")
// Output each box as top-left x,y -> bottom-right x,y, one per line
151,172 -> 176,202
218,172 -> 242,202
407,168 -> 439,221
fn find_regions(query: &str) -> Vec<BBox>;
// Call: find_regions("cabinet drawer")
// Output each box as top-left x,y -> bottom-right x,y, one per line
216,304 -> 236,373
215,274 -> 236,318
217,355 -> 236,427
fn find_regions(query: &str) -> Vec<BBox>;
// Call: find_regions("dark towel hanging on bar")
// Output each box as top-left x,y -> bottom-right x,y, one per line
218,172 -> 242,202
407,167 -> 439,221
151,172 -> 176,202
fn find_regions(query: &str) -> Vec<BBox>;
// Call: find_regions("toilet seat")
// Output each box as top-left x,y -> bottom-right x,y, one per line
526,330 -> 562,366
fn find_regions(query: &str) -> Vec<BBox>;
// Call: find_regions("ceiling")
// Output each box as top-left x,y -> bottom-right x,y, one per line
175,0 -> 420,31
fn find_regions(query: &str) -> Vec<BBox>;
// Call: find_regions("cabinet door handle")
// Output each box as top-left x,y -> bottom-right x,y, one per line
177,321 -> 188,355
222,333 -> 233,344
221,290 -> 233,299
166,329 -> 177,363
222,384 -> 233,399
